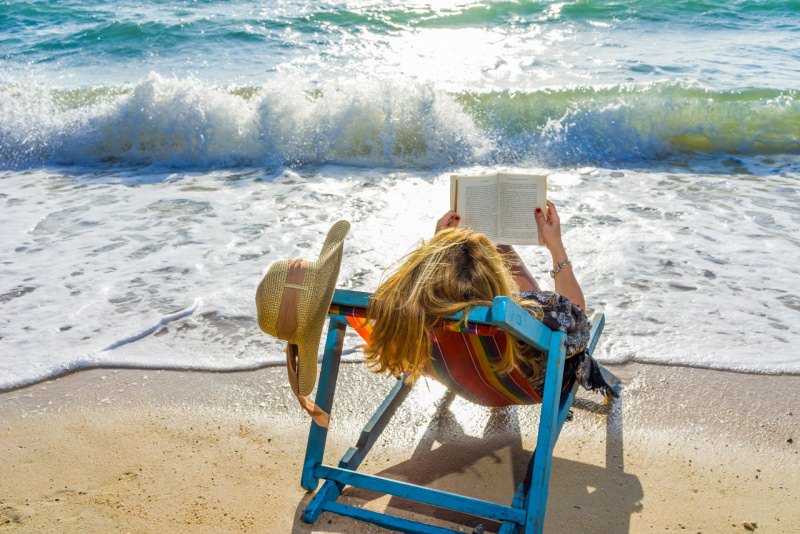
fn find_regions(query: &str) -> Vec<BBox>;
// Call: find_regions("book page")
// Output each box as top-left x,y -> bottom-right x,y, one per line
451,174 -> 499,242
496,173 -> 547,245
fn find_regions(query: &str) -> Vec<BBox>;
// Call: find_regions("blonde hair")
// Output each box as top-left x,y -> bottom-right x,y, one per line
364,227 -> 540,379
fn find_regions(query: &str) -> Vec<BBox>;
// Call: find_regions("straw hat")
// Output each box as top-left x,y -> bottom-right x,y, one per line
255,220 -> 350,425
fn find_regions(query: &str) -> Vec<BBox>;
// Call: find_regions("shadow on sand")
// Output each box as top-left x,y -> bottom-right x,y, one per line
293,390 -> 642,533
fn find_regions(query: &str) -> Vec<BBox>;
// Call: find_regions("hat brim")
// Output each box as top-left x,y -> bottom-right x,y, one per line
294,220 -> 350,397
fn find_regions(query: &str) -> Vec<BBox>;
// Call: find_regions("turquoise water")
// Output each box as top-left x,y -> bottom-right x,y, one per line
3,1 -> 800,91
1,1 -> 799,389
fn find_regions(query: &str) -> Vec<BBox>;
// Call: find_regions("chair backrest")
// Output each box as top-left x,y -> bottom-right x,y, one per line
329,290 -> 544,407
426,323 -> 542,406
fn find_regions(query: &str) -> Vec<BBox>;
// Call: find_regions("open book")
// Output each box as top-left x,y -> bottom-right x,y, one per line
450,173 -> 547,246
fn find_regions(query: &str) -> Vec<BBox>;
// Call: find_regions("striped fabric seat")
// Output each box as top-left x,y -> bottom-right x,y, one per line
328,304 -> 542,407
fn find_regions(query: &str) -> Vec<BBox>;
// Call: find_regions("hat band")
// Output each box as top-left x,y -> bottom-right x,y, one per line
286,344 -> 330,428
276,259 -> 308,340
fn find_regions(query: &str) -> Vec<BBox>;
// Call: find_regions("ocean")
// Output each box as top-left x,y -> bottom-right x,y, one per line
1,0 -> 799,391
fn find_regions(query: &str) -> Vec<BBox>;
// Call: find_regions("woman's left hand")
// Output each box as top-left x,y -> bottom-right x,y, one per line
435,210 -> 461,234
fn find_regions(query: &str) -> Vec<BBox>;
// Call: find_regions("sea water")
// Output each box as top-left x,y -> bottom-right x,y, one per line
1,0 -> 799,390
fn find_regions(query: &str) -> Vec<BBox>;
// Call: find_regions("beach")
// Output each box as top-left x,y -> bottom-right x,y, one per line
2,362 -> 798,533
2,1 -> 800,532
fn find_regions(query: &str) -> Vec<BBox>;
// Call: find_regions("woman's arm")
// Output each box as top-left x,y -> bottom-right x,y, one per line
535,200 -> 585,310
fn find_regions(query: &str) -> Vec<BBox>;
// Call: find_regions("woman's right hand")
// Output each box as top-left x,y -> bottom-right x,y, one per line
435,210 -> 461,235
534,200 -> 565,254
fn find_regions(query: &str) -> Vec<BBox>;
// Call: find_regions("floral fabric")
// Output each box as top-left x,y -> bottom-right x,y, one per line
514,290 -> 617,398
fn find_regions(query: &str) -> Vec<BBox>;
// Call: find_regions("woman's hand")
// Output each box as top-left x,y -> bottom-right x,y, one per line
534,200 -> 565,255
435,210 -> 461,235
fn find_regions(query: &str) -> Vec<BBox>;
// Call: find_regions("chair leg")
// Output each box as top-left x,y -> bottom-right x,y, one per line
498,484 -> 525,534
304,375 -> 414,524
525,331 -> 568,534
301,316 -> 348,491
340,375 -> 413,470
303,479 -> 341,524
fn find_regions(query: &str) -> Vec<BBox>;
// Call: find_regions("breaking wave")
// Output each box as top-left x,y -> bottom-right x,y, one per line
1,74 -> 798,169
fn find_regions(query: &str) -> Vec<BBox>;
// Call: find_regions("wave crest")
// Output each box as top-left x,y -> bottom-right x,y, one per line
1,75 -> 798,169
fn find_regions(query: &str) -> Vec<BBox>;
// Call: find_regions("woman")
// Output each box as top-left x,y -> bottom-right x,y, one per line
364,201 -> 614,397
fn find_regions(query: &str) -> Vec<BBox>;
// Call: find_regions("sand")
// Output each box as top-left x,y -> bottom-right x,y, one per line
1,362 -> 798,533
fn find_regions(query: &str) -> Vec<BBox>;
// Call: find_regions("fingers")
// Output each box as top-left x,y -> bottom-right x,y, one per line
435,210 -> 461,233
540,200 -> 558,223
546,200 -> 558,220
443,210 -> 460,227
535,201 -> 559,225
535,205 -> 551,224
440,210 -> 457,221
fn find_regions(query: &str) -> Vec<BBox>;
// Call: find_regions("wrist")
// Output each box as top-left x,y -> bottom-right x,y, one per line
547,242 -> 567,261
549,257 -> 572,278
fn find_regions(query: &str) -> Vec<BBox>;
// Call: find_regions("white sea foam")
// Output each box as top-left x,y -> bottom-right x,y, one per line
1,160 -> 798,390
0,74 -> 492,169
3,75 -> 799,171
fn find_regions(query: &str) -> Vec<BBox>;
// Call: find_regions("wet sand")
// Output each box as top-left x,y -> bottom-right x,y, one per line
1,362 -> 798,533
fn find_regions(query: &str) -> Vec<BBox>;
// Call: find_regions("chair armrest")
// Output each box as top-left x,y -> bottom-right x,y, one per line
490,296 -> 553,353
331,289 -> 372,308
587,312 -> 605,357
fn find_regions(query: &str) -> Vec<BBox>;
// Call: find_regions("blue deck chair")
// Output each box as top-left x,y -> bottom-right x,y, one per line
300,288 -> 615,533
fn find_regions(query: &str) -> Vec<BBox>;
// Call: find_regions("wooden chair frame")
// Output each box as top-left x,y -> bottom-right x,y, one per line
299,289 -> 607,533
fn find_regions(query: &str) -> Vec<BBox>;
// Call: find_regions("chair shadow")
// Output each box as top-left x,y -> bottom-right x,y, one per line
293,391 -> 642,533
